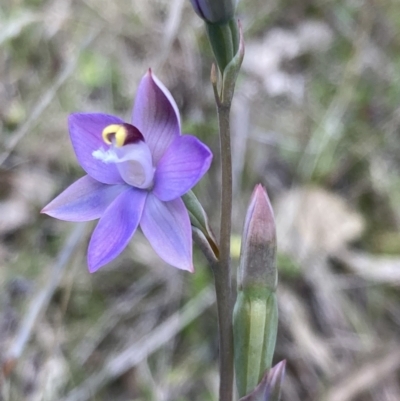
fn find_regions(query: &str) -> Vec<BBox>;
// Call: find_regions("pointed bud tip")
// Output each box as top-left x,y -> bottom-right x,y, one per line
145,68 -> 156,84
252,184 -> 273,212
270,360 -> 286,383
246,184 -> 275,244
238,360 -> 286,401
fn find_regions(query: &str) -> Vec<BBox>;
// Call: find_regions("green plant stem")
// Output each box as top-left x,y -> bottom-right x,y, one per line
214,101 -> 234,401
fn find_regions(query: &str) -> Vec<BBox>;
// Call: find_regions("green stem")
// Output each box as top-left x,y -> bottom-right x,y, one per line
214,101 -> 234,401
209,20 -> 243,397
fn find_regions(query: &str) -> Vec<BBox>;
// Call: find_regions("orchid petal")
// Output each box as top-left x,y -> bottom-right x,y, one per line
113,142 -> 154,189
69,113 -> 125,184
132,70 -> 180,164
88,188 -> 147,272
41,175 -> 128,221
140,194 -> 193,272
92,141 -> 155,189
153,135 -> 212,201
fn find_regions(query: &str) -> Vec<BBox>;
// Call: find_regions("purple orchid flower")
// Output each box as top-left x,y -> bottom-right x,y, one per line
42,70 -> 212,273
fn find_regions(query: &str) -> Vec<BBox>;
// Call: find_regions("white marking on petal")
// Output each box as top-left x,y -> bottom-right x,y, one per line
92,142 -> 154,189
92,148 -> 119,163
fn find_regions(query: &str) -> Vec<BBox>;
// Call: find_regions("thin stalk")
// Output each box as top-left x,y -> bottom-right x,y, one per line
215,100 -> 234,401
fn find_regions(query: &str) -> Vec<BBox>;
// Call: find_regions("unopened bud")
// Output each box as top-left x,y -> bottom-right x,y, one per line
238,184 -> 277,292
189,0 -> 237,24
233,185 -> 279,398
206,18 -> 240,75
239,360 -> 286,401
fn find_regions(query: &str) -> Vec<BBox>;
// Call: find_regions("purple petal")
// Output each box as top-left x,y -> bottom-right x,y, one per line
88,188 -> 147,272
132,70 -> 180,165
140,194 -> 193,272
114,141 -> 154,189
153,135 -> 212,201
69,113 -> 125,184
41,175 -> 128,221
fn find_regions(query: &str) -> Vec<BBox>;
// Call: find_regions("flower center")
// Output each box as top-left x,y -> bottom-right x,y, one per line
92,123 -> 154,189
102,123 -> 144,147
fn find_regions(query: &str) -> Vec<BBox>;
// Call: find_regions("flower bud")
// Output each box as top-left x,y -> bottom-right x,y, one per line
206,18 -> 240,76
238,184 -> 277,292
233,185 -> 278,398
189,0 -> 237,24
239,360 -> 286,401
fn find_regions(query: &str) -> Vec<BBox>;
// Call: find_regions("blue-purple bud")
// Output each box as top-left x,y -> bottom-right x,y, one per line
188,0 -> 241,75
189,0 -> 237,24
238,184 -> 277,292
233,185 -> 279,398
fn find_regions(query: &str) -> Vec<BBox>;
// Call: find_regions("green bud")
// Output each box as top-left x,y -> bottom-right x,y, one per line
233,185 -> 279,398
206,18 -> 240,74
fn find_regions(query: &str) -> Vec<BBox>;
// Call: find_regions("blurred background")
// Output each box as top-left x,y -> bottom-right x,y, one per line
1,0 -> 400,400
